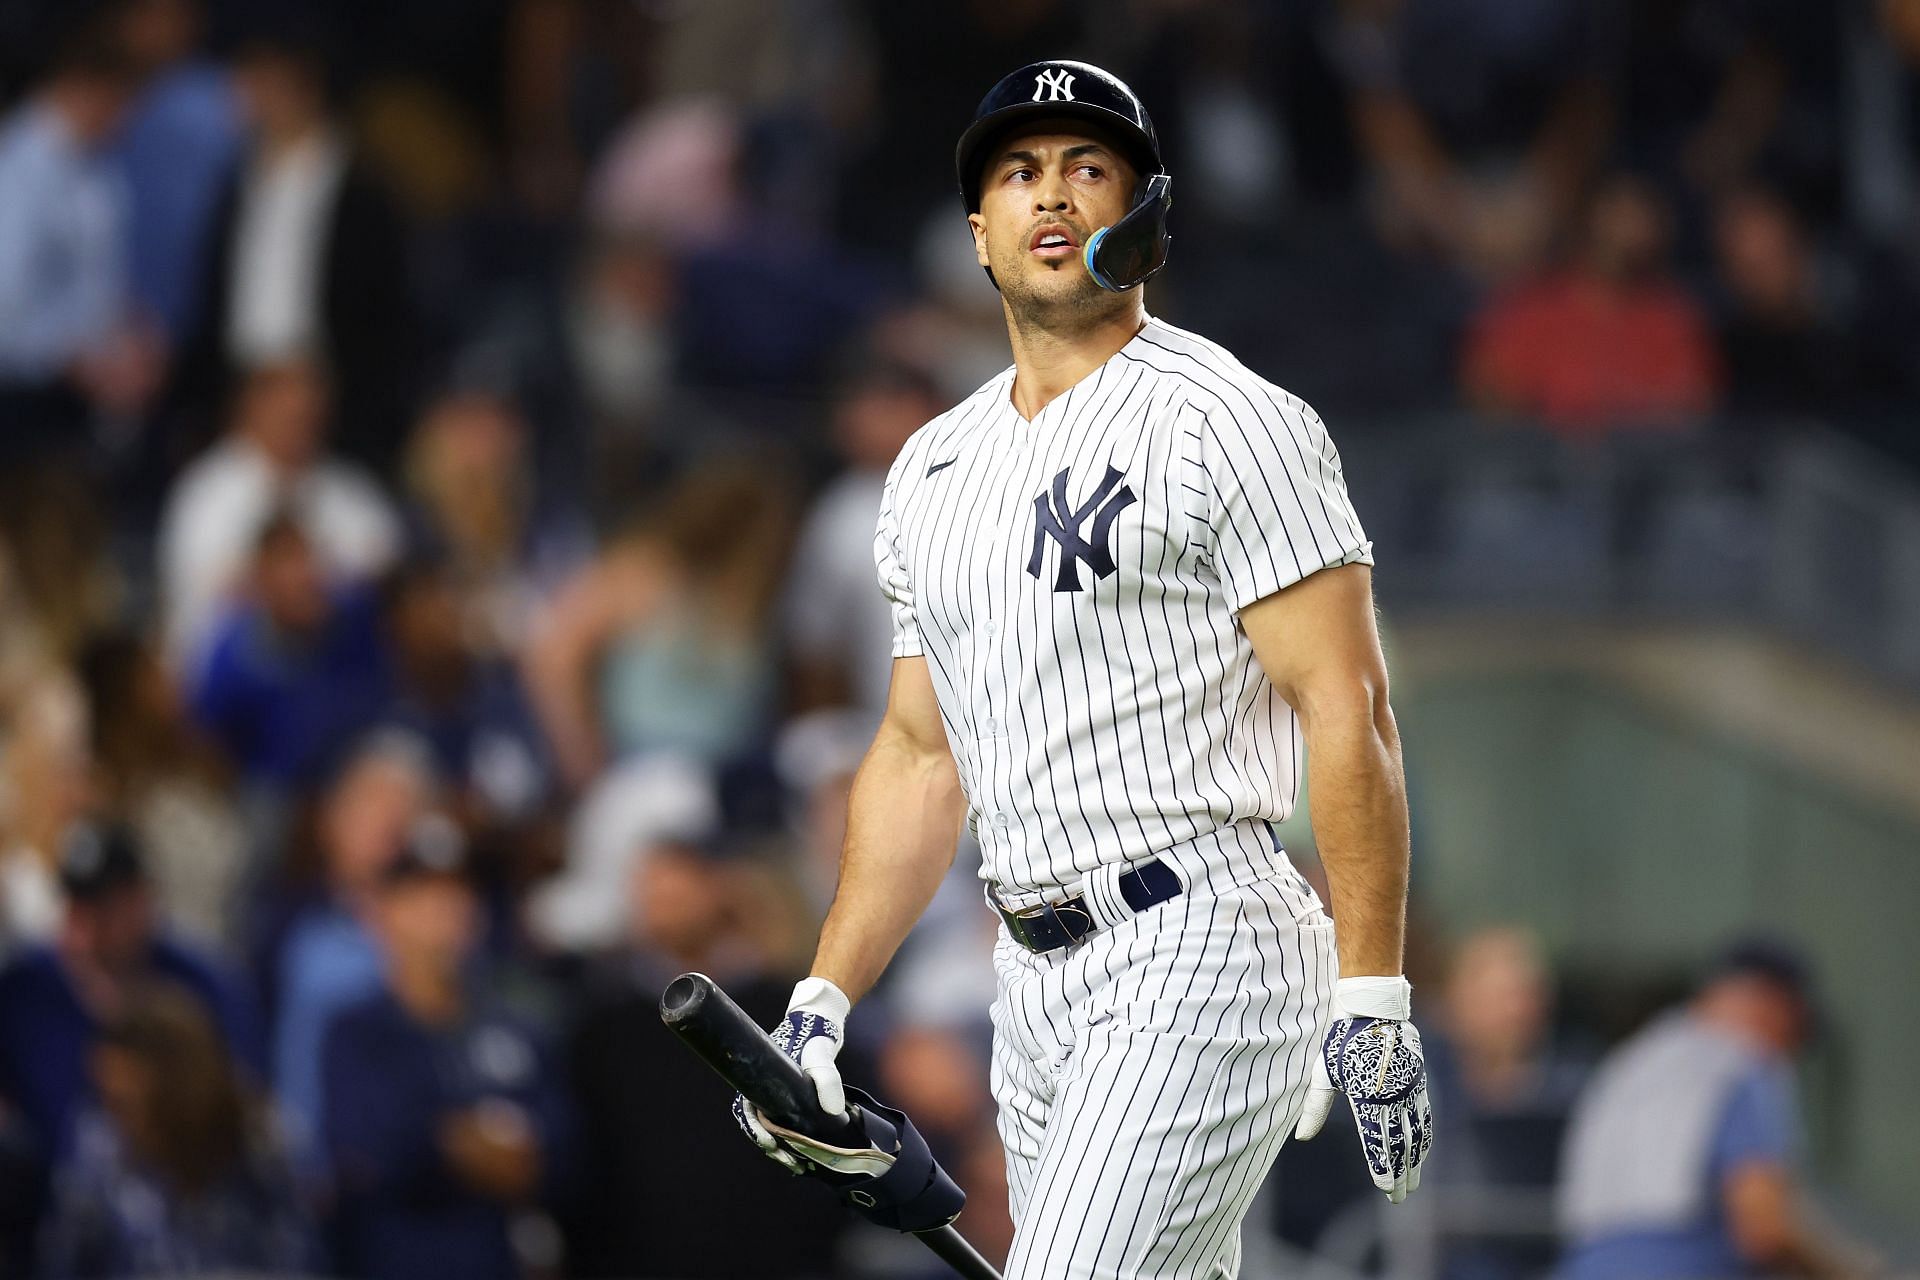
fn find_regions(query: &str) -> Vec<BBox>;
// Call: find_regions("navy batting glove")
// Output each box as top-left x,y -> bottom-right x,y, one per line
733,977 -> 851,1174
1294,976 -> 1433,1202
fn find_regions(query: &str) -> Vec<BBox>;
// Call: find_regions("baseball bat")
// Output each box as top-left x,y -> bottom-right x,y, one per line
660,972 -> 1005,1280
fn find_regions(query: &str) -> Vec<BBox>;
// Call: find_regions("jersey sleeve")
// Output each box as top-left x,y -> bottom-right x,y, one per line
1199,390 -> 1373,613
874,461 -> 924,658
1709,1061 -> 1799,1176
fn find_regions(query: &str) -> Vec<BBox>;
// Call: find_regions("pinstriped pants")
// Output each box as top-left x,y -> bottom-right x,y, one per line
989,875 -> 1337,1279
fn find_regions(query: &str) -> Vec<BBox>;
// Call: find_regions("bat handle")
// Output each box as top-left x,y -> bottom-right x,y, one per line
918,1224 -> 1005,1280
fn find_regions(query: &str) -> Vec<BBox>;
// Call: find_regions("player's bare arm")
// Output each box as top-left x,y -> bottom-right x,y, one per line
732,654 -> 965,1157
811,654 -> 967,1004
1239,561 -> 1409,977
1243,559 -> 1429,1203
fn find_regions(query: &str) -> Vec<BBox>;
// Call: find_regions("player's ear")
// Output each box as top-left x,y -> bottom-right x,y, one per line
968,212 -> 989,268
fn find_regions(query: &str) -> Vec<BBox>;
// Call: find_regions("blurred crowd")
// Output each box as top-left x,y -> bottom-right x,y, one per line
0,0 -> 1914,1276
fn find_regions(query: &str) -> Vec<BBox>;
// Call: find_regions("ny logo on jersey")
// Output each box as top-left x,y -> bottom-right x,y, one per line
1028,465 -> 1137,592
1032,68 -> 1075,102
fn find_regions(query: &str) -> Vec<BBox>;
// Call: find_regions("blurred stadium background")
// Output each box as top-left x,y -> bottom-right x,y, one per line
0,0 -> 1917,1276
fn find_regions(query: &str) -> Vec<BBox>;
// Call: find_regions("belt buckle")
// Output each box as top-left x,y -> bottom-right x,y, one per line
1002,894 -> 1052,951
998,889 -> 1094,953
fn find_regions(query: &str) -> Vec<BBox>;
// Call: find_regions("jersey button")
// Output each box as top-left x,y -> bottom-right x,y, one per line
983,621 -> 999,642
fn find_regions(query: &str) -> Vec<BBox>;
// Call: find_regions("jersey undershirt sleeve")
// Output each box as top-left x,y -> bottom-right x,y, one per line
1198,390 -> 1373,613
874,458 -> 924,658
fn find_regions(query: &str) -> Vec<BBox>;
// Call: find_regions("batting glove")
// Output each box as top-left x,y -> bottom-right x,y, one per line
732,976 -> 851,1174
1294,976 -> 1433,1203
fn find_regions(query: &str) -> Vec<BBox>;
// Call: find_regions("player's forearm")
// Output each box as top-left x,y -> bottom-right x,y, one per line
809,726 -> 968,1004
1300,687 -> 1410,978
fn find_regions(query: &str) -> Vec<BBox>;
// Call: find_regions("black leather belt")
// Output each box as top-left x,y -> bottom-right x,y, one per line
990,859 -> 1183,954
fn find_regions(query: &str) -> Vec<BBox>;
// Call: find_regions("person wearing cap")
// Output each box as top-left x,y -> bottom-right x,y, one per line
564,831 -> 849,1279
320,814 -> 570,1280
1557,940 -> 1875,1278
0,823 -> 257,1226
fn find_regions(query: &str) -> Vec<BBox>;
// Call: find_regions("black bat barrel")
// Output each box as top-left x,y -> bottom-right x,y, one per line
660,972 -> 863,1147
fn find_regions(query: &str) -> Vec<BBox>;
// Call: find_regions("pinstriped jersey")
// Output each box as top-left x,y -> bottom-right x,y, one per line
876,316 -> 1372,896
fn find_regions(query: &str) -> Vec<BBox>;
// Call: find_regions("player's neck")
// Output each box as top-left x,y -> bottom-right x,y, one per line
1004,301 -> 1148,422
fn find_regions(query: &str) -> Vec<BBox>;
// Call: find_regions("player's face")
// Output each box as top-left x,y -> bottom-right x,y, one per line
970,127 -> 1138,318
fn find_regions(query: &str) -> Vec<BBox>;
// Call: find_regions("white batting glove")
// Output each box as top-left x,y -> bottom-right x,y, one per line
732,977 -> 851,1174
1294,976 -> 1433,1203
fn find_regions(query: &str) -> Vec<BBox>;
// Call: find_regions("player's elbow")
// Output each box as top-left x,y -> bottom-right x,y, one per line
1293,666 -> 1395,745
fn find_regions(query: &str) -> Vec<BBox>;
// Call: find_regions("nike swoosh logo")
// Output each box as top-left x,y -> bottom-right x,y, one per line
926,458 -> 958,476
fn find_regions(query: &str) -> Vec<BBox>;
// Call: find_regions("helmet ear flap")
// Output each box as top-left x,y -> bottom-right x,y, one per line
1084,173 -> 1172,292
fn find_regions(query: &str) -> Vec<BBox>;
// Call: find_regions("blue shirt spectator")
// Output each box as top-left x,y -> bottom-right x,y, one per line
0,33 -> 164,457
256,732 -> 437,1170
188,515 -> 394,787
0,940 -> 258,1165
376,557 -> 555,824
0,101 -> 127,383
270,902 -> 384,1171
321,818 -> 570,1280
38,985 -> 313,1280
115,60 -> 242,340
1557,944 -> 1860,1278
1561,1056 -> 1795,1280
322,991 -> 570,1280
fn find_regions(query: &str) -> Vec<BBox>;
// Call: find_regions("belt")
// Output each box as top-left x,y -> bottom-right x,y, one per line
990,859 -> 1183,954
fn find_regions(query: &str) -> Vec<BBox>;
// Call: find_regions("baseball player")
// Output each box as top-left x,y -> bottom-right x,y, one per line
737,60 -> 1431,1277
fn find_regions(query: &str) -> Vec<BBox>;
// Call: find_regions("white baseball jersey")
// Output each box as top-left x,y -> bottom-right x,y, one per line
876,315 -> 1372,900
876,315 -> 1370,1279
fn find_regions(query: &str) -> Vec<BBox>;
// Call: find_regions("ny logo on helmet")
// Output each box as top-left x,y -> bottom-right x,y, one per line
1028,465 -> 1136,592
1032,68 -> 1075,103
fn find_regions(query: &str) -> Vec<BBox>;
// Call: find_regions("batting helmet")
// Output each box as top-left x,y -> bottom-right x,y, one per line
955,59 -> 1172,293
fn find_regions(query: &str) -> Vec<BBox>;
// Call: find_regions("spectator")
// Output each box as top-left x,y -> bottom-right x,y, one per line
1558,940 -> 1874,1279
376,556 -> 557,871
1463,175 -> 1723,433
111,0 -> 243,345
1616,0 -> 1844,225
321,815 -> 569,1280
1329,0 -> 1608,281
186,511 -> 393,790
263,732 -> 432,1163
564,834 -> 843,1278
400,388 -> 587,657
524,753 -> 717,957
39,982 -> 311,1279
562,228 -> 681,522
459,225 -> 683,531
1711,187 -> 1860,419
159,359 -> 401,668
0,22 -> 165,463
77,630 -> 245,954
784,360 -> 946,725
1423,926 -> 1589,1279
1430,927 -> 1589,1182
525,459 -> 793,787
174,27 -> 417,478
0,823 -> 257,1171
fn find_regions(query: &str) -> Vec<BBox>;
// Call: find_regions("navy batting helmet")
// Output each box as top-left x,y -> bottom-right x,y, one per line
955,59 -> 1172,292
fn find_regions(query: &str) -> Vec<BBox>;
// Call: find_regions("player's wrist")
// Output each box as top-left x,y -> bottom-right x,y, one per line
789,976 -> 852,1025
1333,975 -> 1412,1021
